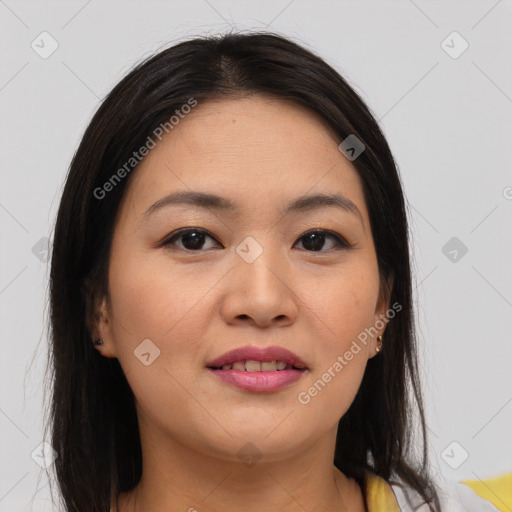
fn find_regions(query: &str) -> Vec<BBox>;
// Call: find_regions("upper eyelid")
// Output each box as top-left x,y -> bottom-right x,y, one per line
164,227 -> 349,247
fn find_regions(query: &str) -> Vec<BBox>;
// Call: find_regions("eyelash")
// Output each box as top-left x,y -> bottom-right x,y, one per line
161,227 -> 351,253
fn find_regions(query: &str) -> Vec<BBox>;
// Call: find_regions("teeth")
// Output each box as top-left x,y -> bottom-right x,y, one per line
246,360 -> 261,372
261,361 -> 277,371
216,360 -> 298,371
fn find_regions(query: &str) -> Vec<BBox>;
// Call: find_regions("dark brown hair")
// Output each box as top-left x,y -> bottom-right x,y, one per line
45,30 -> 440,511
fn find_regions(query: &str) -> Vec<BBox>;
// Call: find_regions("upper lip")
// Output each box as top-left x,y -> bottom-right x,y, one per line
206,345 -> 308,369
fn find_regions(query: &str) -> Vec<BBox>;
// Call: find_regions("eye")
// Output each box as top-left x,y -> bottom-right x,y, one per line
293,229 -> 350,252
162,227 -> 350,253
162,228 -> 221,251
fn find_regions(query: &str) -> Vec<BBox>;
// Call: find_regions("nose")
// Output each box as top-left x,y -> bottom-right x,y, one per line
220,246 -> 299,329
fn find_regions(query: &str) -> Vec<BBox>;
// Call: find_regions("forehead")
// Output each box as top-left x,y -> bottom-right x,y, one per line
119,95 -> 368,223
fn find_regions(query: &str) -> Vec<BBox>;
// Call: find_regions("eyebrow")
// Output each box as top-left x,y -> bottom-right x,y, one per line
142,190 -> 364,225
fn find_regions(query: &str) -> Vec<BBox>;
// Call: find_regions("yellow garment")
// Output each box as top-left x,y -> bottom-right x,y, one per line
365,470 -> 512,511
460,473 -> 512,512
365,472 -> 401,511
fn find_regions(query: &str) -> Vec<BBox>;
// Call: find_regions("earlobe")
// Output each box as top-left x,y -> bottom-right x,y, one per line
91,337 -> 116,358
367,334 -> 384,359
375,334 -> 383,353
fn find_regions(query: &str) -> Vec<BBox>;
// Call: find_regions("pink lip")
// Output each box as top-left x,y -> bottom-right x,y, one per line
208,367 -> 306,392
205,345 -> 308,368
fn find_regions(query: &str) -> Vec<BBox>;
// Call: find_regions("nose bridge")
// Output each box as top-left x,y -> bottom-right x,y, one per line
222,233 -> 297,326
233,234 -> 285,287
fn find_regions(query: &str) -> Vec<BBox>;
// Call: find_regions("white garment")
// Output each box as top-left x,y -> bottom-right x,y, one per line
391,475 -> 502,511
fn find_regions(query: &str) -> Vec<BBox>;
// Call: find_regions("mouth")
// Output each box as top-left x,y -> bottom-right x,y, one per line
208,360 -> 307,372
206,345 -> 309,392
206,345 -> 308,370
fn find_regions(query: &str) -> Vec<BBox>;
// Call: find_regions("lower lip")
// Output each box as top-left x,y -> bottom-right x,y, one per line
207,368 -> 307,392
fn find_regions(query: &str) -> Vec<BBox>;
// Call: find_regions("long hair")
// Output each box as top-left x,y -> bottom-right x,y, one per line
45,30 -> 440,511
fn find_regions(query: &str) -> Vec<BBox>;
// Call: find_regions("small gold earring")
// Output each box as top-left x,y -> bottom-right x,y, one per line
376,334 -> 383,353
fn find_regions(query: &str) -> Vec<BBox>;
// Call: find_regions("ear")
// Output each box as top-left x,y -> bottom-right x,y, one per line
83,277 -> 117,359
370,272 -> 395,355
374,272 -> 394,323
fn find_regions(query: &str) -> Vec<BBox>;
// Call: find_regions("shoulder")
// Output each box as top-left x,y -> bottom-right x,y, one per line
364,470 -> 512,512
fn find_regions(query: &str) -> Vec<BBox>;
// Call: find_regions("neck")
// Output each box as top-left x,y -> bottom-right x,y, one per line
112,419 -> 364,512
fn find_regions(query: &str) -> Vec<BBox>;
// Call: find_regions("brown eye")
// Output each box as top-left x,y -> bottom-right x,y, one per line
163,228 -> 221,251
294,229 -> 349,252
162,227 -> 350,253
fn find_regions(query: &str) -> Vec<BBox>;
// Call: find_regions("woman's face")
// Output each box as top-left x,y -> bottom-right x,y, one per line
95,95 -> 391,463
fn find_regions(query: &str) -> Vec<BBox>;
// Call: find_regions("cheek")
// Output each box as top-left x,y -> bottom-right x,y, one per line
106,252 -> 218,438
294,262 -> 378,419
321,288 -> 376,340
295,283 -> 375,424
106,246 -> 226,386
108,245 -> 219,340
308,259 -> 380,348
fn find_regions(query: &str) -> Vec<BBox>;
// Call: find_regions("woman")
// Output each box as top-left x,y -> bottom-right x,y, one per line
45,31 -> 504,512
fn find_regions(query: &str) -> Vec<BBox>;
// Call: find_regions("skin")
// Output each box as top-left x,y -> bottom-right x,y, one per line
93,95 -> 393,512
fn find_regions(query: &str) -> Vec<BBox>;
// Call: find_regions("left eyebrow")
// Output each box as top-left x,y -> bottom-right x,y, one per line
142,190 -> 364,227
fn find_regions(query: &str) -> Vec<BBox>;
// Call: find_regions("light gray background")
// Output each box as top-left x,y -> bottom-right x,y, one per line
1,1 -> 511,510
